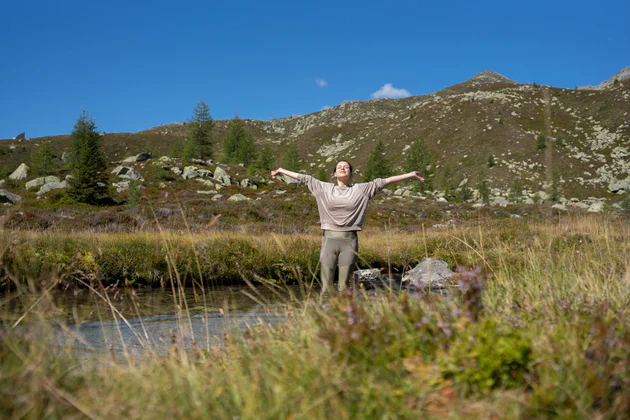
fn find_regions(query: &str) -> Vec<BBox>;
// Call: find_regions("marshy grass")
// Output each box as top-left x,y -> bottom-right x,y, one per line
2,213 -> 630,418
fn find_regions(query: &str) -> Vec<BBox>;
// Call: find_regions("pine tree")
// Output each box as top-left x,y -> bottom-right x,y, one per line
404,138 -> 434,191
283,143 -> 300,170
68,110 -> 108,204
183,100 -> 214,161
223,116 -> 257,166
317,166 -> 330,182
32,141 -> 57,175
476,172 -> 490,203
508,179 -> 523,203
439,163 -> 456,198
363,140 -> 392,181
487,155 -> 495,168
255,145 -> 276,170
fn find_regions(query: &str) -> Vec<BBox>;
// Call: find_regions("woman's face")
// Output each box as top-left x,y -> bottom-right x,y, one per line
334,161 -> 352,179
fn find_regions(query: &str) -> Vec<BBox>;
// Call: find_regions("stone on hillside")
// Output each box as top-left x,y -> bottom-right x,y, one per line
393,188 -> 404,196
491,196 -> 508,207
197,190 -> 217,195
196,178 -> 214,187
171,167 -> 182,175
37,181 -> 69,195
240,178 -> 255,188
214,167 -> 231,186
25,176 -> 60,190
113,181 -> 130,192
571,202 -> 590,210
436,197 -> 448,203
122,152 -> 152,163
228,194 -> 250,202
212,194 -> 223,201
111,166 -> 143,181
0,189 -> 22,203
182,166 -> 201,179
551,204 -> 568,211
472,203 -> 485,208
9,163 -> 29,181
458,178 -> 468,187
279,174 -> 301,186
61,152 -> 71,163
609,178 -> 630,194
587,201 -> 605,213
402,258 -> 453,289
402,190 -> 412,197
523,197 -> 535,205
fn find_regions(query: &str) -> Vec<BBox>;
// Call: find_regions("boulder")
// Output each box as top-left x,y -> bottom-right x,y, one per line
9,163 -> 29,181
171,167 -> 182,175
551,203 -> 568,211
182,166 -> 201,179
197,190 -> 217,195
279,174 -> 301,186
353,268 -> 381,282
212,194 -> 223,201
402,258 -> 453,289
122,152 -> 152,163
111,166 -> 144,181
214,167 -> 231,186
37,181 -> 69,195
587,201 -> 605,213
25,176 -> 60,190
196,178 -> 214,187
609,177 -> 630,194
113,181 -> 130,192
0,189 -> 22,203
491,196 -> 508,207
228,194 -> 250,202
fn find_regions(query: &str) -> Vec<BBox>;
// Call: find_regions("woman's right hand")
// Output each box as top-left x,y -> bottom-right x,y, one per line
271,168 -> 281,177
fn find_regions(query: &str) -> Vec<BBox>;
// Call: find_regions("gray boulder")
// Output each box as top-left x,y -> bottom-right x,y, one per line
182,166 -> 201,179
212,194 -> 223,201
112,181 -> 130,193
587,201 -> 605,213
609,177 -> 630,194
280,174 -> 301,186
228,194 -> 250,202
122,152 -> 152,163
0,189 -> 22,203
551,203 -> 568,211
353,268 -> 382,282
9,163 -> 29,181
214,167 -> 231,186
37,181 -> 69,195
25,176 -> 60,190
402,258 -> 453,289
491,196 -> 509,207
111,166 -> 144,181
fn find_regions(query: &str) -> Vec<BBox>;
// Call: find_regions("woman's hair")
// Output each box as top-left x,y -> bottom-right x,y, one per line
333,160 -> 353,176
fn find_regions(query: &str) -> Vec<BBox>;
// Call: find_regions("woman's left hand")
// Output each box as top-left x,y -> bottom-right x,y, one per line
411,171 -> 425,182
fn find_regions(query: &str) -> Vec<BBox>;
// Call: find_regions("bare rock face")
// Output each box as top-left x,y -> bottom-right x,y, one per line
9,163 -> 29,181
0,189 -> 22,203
402,258 -> 453,289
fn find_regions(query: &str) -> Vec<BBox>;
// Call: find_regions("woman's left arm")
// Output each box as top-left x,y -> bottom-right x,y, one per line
384,171 -> 425,185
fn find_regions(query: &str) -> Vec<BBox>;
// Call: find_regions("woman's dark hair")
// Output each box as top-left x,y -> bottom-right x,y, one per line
333,160 -> 353,176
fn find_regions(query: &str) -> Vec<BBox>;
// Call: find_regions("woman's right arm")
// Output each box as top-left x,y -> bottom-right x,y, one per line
271,167 -> 301,179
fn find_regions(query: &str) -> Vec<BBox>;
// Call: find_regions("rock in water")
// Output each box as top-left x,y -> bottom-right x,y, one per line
402,258 -> 453,289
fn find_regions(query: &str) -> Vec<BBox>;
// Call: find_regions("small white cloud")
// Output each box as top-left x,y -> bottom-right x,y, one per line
370,83 -> 411,99
315,78 -> 328,87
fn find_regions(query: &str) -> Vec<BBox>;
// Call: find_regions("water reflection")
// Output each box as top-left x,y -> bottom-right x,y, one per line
7,286 -> 302,359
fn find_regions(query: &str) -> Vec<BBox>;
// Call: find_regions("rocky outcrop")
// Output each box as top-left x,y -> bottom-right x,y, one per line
37,181 -> 69,195
112,166 -> 144,181
9,163 -> 29,181
122,152 -> 152,163
228,194 -> 250,202
0,189 -> 22,203
402,258 -> 453,289
214,167 -> 231,186
25,176 -> 60,190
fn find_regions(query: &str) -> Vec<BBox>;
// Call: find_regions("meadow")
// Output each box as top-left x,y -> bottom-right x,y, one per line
1,213 -> 630,418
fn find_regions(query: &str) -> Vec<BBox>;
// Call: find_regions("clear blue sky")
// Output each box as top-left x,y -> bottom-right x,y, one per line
1,0 -> 628,139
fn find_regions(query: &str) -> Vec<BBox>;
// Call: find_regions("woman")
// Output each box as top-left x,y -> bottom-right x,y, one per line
271,161 -> 424,299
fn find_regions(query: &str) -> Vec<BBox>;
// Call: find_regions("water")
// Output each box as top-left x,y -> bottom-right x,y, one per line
5,285 -> 304,359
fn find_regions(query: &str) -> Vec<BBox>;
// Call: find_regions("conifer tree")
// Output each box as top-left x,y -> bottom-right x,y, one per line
476,170 -> 491,203
222,115 -> 257,166
255,145 -> 276,170
183,100 -> 214,161
32,141 -> 57,175
536,133 -> 546,151
68,110 -> 108,204
363,140 -> 392,181
283,143 -> 300,170
404,138 -> 434,191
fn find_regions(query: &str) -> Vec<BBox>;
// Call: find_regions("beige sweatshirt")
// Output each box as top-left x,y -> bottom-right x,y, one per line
296,174 -> 387,231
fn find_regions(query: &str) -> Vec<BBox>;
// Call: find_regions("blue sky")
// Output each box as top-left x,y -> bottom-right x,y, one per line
1,0 -> 628,139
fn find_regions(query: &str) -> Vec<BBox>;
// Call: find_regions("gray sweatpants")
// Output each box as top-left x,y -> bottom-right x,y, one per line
319,230 -> 358,298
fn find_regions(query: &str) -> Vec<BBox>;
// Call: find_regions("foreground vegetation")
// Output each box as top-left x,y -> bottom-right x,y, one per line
1,214 -> 630,418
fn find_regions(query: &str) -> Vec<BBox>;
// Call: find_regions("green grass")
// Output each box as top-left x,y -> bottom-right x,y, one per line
1,214 -> 630,417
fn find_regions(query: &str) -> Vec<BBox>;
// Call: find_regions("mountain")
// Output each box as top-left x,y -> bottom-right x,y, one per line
2,68 -> 629,204
579,66 -> 630,90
